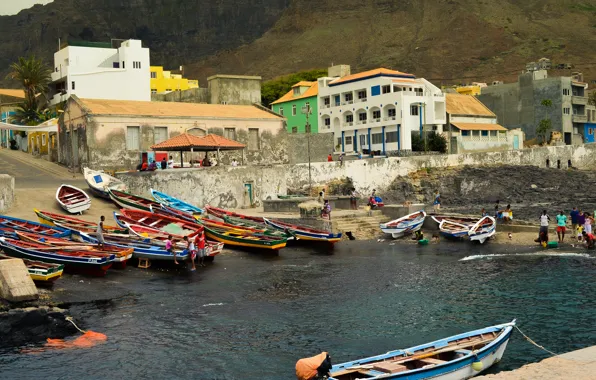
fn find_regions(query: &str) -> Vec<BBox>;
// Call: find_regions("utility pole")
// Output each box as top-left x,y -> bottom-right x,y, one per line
302,104 -> 312,195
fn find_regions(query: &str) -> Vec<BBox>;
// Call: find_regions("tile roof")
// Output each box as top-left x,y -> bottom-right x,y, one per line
151,133 -> 245,151
329,68 -> 415,86
292,81 -> 315,88
0,89 -> 25,99
270,81 -> 319,105
446,93 -> 495,117
451,122 -> 507,131
78,98 -> 282,120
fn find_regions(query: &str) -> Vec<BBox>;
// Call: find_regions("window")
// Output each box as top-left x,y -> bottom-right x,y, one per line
292,126 -> 298,133
151,71 -> 157,78
324,97 -> 330,105
371,86 -> 380,97
305,102 -> 310,112
345,136 -> 352,145
393,85 -> 401,92
113,62 -> 120,69
357,90 -> 366,99
224,128 -> 236,141
221,101 -> 227,104
292,105 -> 296,116
490,130 -> 498,137
71,81 -> 75,90
41,134 -> 47,146
386,131 -> 398,143
388,108 -> 396,117
410,105 -> 419,116
126,126 -> 140,150
293,87 -> 300,95
360,135 -> 366,146
589,128 -> 593,135
305,124 -> 312,133
372,110 -> 381,119
165,89 -> 172,92
334,95 -> 341,106
462,130 -> 470,136
122,61 -> 125,69
248,128 -> 259,150
563,89 -> 570,96
345,114 -> 353,123
132,61 -> 142,69
481,130 -> 488,136
382,85 -> 391,94
324,118 -> 331,127
151,89 -> 157,94
358,113 -> 367,121
337,137 -> 342,147
372,133 -> 383,144
563,108 -> 571,115
154,127 -> 168,144
344,93 -> 353,102
278,107 -> 284,116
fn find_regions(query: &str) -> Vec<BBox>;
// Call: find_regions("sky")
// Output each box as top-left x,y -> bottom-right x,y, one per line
0,0 -> 54,16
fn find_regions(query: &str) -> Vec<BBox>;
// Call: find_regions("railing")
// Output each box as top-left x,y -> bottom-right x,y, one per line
345,122 -> 354,126
572,96 -> 588,105
383,116 -> 397,121
357,98 -> 367,102
572,114 -> 588,123
372,118 -> 381,123
322,104 -> 331,109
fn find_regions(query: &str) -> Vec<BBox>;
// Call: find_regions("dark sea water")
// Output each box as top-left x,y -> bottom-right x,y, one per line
1,241 -> 596,379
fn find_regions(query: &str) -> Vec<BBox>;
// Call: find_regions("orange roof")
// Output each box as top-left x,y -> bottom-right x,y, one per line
271,81 -> 319,105
292,81 -> 314,88
446,93 -> 495,117
77,98 -> 282,120
329,68 -> 415,86
151,133 -> 245,151
0,89 -> 25,99
451,122 -> 507,131
391,78 -> 418,84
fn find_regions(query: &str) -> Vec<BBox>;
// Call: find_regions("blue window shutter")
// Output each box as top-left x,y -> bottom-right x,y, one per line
371,85 -> 381,96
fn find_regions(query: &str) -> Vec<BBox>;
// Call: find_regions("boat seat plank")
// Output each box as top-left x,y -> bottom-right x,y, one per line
372,362 -> 408,374
455,349 -> 472,355
358,369 -> 388,376
419,358 -> 448,365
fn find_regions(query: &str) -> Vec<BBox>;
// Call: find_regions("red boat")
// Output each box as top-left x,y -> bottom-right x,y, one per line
204,206 -> 265,224
119,209 -> 204,236
34,209 -> 128,234
56,184 -> 91,214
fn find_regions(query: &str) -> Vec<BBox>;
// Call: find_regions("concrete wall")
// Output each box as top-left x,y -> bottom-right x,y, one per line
208,75 -> 262,105
151,88 -> 210,103
286,132 -> 334,164
0,174 -> 14,212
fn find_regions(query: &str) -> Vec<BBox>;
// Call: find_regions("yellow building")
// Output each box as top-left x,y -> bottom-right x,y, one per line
28,118 -> 58,156
150,66 -> 199,94
455,83 -> 487,96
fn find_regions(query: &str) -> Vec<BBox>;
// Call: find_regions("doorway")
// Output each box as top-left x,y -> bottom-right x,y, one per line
564,132 -> 572,145
244,183 -> 253,206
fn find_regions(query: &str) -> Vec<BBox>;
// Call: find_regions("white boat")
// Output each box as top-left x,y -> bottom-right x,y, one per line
439,219 -> 471,239
83,167 -> 127,199
327,320 -> 516,380
468,216 -> 496,244
55,184 -> 91,214
380,211 -> 426,238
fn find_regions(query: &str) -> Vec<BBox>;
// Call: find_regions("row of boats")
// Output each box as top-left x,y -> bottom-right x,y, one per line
380,211 -> 497,244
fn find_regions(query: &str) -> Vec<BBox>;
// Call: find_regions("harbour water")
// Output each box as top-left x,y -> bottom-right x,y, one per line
1,241 -> 595,379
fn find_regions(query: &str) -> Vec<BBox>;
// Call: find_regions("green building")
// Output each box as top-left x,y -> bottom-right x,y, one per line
271,81 -> 318,133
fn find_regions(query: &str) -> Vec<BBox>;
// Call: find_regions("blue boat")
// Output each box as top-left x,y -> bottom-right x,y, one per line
326,320 -> 515,380
0,214 -> 71,238
150,189 -> 203,215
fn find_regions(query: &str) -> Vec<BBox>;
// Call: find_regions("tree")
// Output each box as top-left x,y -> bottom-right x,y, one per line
411,132 -> 425,151
261,69 -> 328,106
427,132 -> 448,153
538,99 -> 553,144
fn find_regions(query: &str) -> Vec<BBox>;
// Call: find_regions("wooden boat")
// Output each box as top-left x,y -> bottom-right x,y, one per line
0,237 -> 113,276
0,253 -> 64,285
107,189 -> 162,212
0,215 -> 71,238
204,205 -> 266,225
15,231 -> 133,269
263,218 -> 342,244
34,209 -> 128,234
468,216 -> 496,244
201,223 -> 287,251
199,216 -> 292,239
83,167 -> 127,199
150,189 -> 203,214
119,209 -> 204,236
431,215 -> 479,227
328,320 -> 516,380
56,184 -> 91,214
439,219 -> 471,239
380,211 -> 426,239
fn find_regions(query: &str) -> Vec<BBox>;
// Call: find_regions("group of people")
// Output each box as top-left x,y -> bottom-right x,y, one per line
538,207 -> 595,248
166,231 -> 207,271
136,154 -> 225,172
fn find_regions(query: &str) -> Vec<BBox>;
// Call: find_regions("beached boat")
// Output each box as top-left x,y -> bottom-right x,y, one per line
263,218 -> 342,244
0,215 -> 71,238
326,320 -> 515,380
56,184 -> 91,214
0,237 -> 113,276
431,215 -> 479,226
199,216 -> 291,239
34,209 -> 128,234
150,189 -> 203,215
0,253 -> 64,285
119,209 -> 204,236
107,189 -> 162,212
83,167 -> 127,199
439,219 -> 471,239
468,216 -> 496,244
204,206 -> 266,225
201,223 -> 287,251
380,211 -> 426,239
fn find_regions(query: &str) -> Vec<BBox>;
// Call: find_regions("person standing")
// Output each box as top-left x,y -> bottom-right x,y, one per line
349,188 -> 359,210
538,210 -> 550,244
556,210 -> 567,243
321,200 -> 332,231
166,235 -> 177,264
433,191 -> 441,213
195,231 -> 206,267
160,157 -> 167,170
167,155 -> 174,169
339,153 -> 344,167
570,207 -> 579,233
585,212 -> 594,235
184,236 -> 196,271
578,210 -> 586,234
231,159 -> 238,167
494,200 -> 500,219
481,208 -> 487,217
327,153 -> 333,162
96,215 -> 105,249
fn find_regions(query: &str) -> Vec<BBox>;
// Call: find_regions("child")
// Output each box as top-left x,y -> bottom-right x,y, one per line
184,236 -> 196,271
166,235 -> 177,264
577,225 -> 584,242
195,231 -> 206,267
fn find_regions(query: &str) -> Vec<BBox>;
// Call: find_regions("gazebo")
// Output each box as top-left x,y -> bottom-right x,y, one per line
150,133 -> 246,167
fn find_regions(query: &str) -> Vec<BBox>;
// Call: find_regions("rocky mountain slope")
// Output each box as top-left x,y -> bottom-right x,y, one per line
2,0 -> 596,87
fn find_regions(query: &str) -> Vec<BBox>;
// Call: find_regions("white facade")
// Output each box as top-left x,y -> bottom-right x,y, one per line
317,69 -> 446,154
48,39 -> 150,105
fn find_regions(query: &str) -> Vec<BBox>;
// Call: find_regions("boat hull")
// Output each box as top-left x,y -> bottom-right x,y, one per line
263,218 -> 341,244
84,167 -> 127,199
150,189 -> 203,214
203,227 -> 287,251
56,185 -> 91,214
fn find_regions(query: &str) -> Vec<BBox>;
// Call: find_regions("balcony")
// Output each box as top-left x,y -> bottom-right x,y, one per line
572,96 -> 588,105
322,104 -> 331,109
342,100 -> 354,105
345,121 -> 354,127
372,118 -> 381,123
572,114 -> 588,123
356,98 -> 367,103
51,68 -> 68,82
383,116 -> 397,121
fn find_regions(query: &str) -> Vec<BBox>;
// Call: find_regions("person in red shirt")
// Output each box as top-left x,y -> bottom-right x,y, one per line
582,231 -> 595,249
327,154 -> 333,162
140,161 -> 148,171
195,230 -> 207,267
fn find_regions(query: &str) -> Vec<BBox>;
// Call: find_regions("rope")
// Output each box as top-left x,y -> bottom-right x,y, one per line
515,325 -> 559,357
65,316 -> 87,334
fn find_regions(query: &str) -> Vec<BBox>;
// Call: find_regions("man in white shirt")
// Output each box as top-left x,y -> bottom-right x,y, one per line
537,210 -> 550,244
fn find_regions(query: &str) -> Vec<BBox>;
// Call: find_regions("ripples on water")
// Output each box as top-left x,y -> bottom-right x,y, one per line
1,242 -> 595,379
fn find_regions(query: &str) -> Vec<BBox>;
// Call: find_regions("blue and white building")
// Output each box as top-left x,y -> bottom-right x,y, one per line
317,68 -> 446,154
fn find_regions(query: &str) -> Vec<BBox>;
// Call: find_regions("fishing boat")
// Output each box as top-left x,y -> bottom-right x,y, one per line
263,218 -> 342,244
380,211 -> 426,239
83,167 -> 127,199
199,216 -> 292,239
326,320 -> 515,380
0,253 -> 64,285
0,215 -> 71,238
150,189 -> 203,214
201,223 -> 287,251
468,216 -> 496,244
439,219 -> 471,239
56,184 -> 91,214
0,237 -> 113,276
204,206 -> 266,225
107,189 -> 162,212
119,209 -> 204,236
431,215 -> 479,226
15,231 -> 133,269
34,209 -> 128,234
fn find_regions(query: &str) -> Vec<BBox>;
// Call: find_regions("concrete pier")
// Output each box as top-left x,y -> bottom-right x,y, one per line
477,346 -> 596,379
0,259 -> 38,302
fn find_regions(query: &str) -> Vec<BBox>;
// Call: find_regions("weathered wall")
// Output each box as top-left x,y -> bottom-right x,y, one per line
0,174 -> 14,212
207,75 -> 262,105
151,88 -> 210,103
286,133 -> 334,164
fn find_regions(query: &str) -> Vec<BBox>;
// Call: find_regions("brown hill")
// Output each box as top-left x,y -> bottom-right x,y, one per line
1,0 -> 596,88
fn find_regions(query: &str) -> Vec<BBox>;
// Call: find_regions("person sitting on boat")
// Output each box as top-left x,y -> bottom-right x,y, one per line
166,235 -> 177,265
296,352 -> 332,380
582,230 -> 595,249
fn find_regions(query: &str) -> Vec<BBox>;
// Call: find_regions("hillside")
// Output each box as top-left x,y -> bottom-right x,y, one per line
2,0 -> 596,88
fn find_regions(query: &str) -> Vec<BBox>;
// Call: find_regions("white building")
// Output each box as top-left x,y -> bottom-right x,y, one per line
48,39 -> 150,106
317,68 -> 446,155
